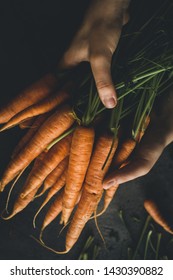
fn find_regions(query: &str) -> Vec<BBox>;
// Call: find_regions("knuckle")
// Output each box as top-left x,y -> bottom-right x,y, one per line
90,52 -> 107,64
95,80 -> 113,91
89,48 -> 112,64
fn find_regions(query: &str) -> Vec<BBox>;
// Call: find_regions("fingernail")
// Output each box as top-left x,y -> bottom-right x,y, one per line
103,180 -> 115,189
103,97 -> 116,108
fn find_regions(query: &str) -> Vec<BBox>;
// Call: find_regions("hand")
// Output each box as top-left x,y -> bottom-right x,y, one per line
59,0 -> 130,108
103,88 -> 173,188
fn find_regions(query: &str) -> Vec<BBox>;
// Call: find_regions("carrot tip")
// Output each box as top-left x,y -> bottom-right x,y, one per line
1,209 -> 17,220
31,235 -> 70,254
0,124 -> 13,132
59,217 -> 64,225
0,181 -> 4,192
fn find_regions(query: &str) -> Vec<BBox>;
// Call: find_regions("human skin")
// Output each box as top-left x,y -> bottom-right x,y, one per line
103,87 -> 173,188
59,0 -> 130,108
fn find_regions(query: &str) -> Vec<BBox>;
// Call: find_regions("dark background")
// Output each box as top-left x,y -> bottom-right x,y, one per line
0,0 -> 173,260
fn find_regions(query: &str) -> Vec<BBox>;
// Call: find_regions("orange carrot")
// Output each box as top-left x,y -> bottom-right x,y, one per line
3,188 -> 39,219
136,115 -> 150,142
102,116 -> 150,213
41,189 -> 81,232
42,157 -> 69,194
0,73 -> 58,124
102,184 -> 119,213
144,199 -> 173,234
11,114 -> 50,158
0,105 -> 75,192
102,139 -> 137,213
41,191 -> 64,231
0,88 -> 70,132
2,152 -> 46,219
110,138 -> 136,169
33,170 -> 67,228
19,134 -> 72,199
61,126 -> 95,225
65,134 -> 118,251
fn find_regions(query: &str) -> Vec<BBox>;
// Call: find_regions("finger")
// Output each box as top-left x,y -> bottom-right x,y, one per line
90,53 -> 117,108
103,122 -> 167,188
89,21 -> 123,109
103,157 -> 157,189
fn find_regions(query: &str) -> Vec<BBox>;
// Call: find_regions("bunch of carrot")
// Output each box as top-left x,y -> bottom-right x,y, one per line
0,72 -> 162,254
1,1 -> 173,254
0,70 -> 138,253
0,67 -> 172,254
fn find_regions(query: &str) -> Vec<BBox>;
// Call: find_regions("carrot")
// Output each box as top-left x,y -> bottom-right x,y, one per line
42,157 -> 69,195
41,189 -> 81,233
0,73 -> 58,124
61,126 -> 95,225
135,115 -> 150,142
102,184 -> 119,213
144,199 -> 173,234
2,188 -> 39,220
2,152 -> 46,219
33,170 -> 67,228
102,116 -> 151,213
0,87 -> 70,132
65,134 -> 118,251
101,139 -> 136,214
19,134 -> 72,199
41,191 -> 64,232
11,114 -> 50,158
110,138 -> 136,169
0,105 -> 75,192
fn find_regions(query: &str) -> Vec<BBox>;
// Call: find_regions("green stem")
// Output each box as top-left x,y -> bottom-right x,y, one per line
144,230 -> 153,260
155,233 -> 162,260
132,215 -> 151,260
46,125 -> 76,150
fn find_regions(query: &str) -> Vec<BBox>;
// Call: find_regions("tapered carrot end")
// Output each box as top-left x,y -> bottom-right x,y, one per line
1,209 -> 17,220
65,244 -> 72,253
59,216 -> 64,225
0,124 -> 12,132
31,235 -> 70,254
61,210 -> 71,226
0,181 -> 5,192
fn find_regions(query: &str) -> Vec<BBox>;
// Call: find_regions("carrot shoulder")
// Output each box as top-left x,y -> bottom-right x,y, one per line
0,73 -> 58,124
0,105 -> 75,191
